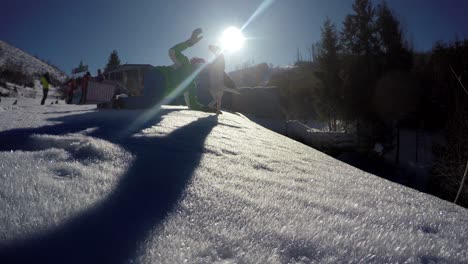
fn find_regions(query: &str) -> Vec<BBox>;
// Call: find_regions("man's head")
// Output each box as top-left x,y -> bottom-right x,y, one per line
44,72 -> 50,81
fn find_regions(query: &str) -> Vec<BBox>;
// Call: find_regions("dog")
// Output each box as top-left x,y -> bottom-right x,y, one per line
207,45 -> 225,115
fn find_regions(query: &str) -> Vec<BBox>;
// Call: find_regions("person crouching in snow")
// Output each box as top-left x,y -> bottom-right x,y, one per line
40,72 -> 51,105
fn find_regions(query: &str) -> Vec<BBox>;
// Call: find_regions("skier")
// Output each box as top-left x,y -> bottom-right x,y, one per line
40,72 -> 51,105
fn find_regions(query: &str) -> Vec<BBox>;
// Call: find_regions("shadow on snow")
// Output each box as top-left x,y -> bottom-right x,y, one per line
0,107 -> 217,263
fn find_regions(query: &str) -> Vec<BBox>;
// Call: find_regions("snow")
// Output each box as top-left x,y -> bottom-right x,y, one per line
0,81 -> 42,98
0,40 -> 67,82
0,97 -> 467,263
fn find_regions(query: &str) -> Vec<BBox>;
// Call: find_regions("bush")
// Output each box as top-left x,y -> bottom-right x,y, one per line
431,109 -> 468,207
0,59 -> 34,87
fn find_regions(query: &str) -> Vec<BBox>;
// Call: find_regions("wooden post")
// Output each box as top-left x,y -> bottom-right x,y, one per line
415,124 -> 419,163
455,160 -> 468,204
137,68 -> 142,95
123,71 -> 128,88
450,65 -> 468,205
395,120 -> 400,165
357,119 -> 360,148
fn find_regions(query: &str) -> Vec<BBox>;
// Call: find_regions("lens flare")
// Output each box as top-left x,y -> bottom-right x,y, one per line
121,0 -> 276,134
220,27 -> 245,52
241,0 -> 275,31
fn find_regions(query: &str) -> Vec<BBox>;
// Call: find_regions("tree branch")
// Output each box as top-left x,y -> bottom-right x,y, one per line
450,65 -> 468,96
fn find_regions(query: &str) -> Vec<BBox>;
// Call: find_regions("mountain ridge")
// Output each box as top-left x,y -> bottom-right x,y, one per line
0,40 -> 67,83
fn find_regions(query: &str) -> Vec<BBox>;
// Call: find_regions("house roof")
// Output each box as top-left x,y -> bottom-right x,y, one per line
105,64 -> 153,74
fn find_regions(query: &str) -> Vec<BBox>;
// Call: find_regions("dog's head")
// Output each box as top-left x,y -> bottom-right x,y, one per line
208,45 -> 221,55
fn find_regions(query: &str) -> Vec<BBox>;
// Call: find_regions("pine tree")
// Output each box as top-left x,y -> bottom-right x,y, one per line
372,1 -> 415,140
340,0 -> 380,120
375,1 -> 412,70
105,50 -> 121,72
341,0 -> 378,56
315,19 -> 343,130
319,19 -> 340,75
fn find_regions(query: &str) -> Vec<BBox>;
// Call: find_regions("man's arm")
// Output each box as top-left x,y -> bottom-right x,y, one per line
168,42 -> 190,68
168,28 -> 203,68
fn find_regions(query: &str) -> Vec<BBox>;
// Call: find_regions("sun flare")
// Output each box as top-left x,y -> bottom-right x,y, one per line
220,26 -> 245,52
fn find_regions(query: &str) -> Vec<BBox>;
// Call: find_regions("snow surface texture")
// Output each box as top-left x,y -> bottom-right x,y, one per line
0,97 -> 467,263
0,40 -> 67,82
0,81 -> 62,100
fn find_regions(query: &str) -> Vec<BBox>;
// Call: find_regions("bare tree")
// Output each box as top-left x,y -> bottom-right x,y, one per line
450,65 -> 468,205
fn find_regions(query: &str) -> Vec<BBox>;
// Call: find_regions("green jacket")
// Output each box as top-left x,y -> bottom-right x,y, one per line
156,41 -> 203,110
40,76 -> 49,90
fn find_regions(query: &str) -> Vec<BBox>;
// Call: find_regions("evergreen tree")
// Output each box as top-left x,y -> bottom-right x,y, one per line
105,50 -> 121,72
341,0 -> 378,56
375,1 -> 412,70
340,0 -> 379,120
315,19 -> 343,130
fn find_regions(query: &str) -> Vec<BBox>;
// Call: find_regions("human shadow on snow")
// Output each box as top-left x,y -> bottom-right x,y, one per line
0,108 -> 217,263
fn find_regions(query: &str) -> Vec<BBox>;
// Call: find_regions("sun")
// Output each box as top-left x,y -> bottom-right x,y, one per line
220,26 -> 245,52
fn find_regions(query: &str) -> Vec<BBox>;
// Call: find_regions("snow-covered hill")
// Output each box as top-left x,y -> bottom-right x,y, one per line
0,40 -> 67,82
0,97 -> 467,263
0,81 -> 62,100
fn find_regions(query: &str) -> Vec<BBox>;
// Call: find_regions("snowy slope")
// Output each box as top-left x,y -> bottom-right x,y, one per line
0,81 -> 62,101
0,40 -> 67,82
0,97 -> 467,263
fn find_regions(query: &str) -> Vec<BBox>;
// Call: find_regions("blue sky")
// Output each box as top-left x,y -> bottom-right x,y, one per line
1,0 -> 467,75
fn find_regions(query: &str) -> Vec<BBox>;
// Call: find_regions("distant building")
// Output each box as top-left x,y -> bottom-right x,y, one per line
104,64 -> 153,96
229,63 -> 271,87
227,63 -> 286,119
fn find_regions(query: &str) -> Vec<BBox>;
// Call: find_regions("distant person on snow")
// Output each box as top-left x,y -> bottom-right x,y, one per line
40,72 -> 51,105
96,69 -> 105,82
66,78 -> 77,104
79,72 -> 91,104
